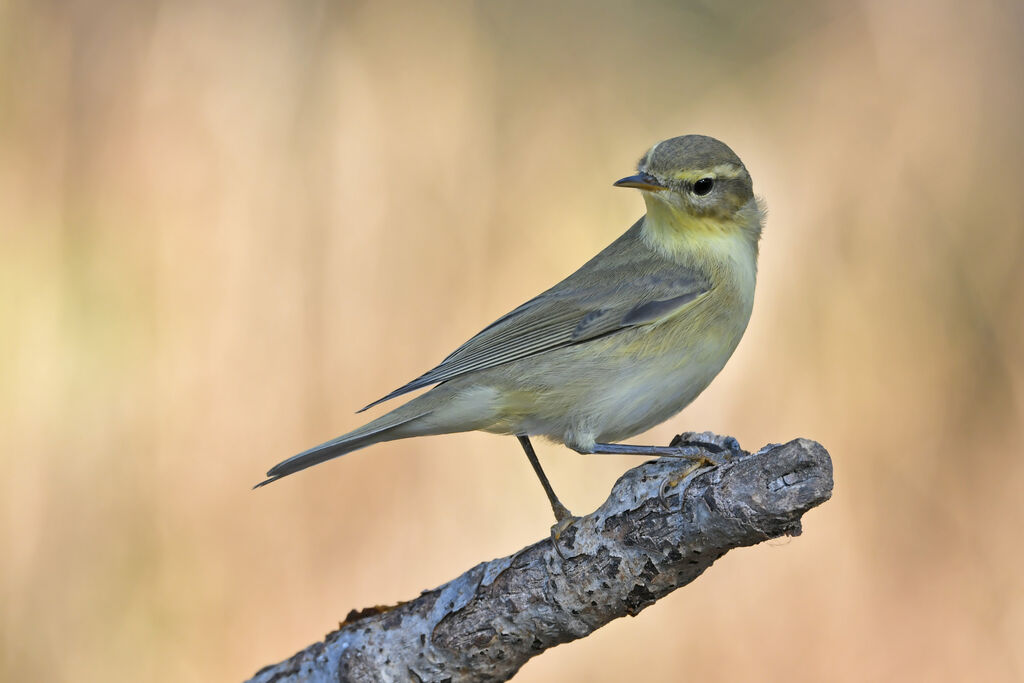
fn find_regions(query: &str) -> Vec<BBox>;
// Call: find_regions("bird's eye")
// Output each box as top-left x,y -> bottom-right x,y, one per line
693,177 -> 715,196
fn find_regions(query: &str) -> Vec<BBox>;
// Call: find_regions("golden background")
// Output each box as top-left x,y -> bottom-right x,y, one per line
3,1 -> 1023,680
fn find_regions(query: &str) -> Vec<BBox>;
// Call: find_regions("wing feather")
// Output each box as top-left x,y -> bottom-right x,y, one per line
359,227 -> 710,412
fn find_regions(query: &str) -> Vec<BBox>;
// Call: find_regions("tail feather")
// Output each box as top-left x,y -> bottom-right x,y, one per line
254,407 -> 433,488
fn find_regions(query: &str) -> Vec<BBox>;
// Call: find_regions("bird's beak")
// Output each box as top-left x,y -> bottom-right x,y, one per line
613,172 -> 667,191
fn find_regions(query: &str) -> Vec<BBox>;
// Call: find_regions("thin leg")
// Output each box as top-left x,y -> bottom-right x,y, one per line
517,435 -> 573,523
590,442 -> 727,466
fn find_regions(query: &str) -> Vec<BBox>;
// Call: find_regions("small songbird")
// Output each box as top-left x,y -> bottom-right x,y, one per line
258,135 -> 764,528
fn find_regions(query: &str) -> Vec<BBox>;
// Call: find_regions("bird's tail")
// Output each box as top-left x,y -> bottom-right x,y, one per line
254,399 -> 435,488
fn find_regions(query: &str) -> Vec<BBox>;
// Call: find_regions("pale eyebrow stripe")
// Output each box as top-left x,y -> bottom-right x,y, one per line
673,163 -> 744,181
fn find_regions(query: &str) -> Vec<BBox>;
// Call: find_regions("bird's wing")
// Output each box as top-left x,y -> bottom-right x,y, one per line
359,253 -> 710,412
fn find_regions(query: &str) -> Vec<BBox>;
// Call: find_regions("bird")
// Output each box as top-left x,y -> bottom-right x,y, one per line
258,134 -> 764,530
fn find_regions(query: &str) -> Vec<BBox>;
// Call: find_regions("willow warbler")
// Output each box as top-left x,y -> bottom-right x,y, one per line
259,134 -> 764,524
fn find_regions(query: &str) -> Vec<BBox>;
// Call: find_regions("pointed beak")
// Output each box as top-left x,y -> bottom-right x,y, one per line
613,172 -> 667,191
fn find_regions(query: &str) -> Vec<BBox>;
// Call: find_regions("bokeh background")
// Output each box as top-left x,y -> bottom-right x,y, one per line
3,0 -> 1023,680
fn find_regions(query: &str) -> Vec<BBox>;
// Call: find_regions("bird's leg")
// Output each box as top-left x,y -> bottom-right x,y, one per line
517,435 -> 577,558
590,442 -> 728,467
518,435 -> 573,522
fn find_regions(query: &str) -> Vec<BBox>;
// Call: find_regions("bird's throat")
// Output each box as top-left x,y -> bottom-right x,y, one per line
639,195 -> 761,263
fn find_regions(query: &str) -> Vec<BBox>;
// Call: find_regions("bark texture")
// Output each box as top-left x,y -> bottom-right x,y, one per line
248,433 -> 832,683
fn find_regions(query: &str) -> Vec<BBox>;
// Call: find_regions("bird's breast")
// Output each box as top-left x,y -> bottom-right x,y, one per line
561,235 -> 757,444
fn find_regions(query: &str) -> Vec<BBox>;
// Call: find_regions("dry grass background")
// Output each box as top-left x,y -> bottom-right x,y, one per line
2,0 -> 1023,680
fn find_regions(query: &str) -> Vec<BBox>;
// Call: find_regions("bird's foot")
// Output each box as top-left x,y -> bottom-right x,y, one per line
669,433 -> 743,461
549,510 -> 580,561
657,436 -> 742,510
658,461 -> 711,510
667,434 -> 745,468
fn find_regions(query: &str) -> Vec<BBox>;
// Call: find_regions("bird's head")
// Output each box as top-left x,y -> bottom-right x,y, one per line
615,135 -> 762,247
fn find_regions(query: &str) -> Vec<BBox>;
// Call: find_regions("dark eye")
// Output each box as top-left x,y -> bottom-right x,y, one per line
693,177 -> 715,196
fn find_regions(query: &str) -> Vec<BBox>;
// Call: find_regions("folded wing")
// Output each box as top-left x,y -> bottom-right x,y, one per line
359,258 -> 710,412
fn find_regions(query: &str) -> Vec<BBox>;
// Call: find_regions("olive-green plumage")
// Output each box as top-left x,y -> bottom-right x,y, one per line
258,135 -> 764,488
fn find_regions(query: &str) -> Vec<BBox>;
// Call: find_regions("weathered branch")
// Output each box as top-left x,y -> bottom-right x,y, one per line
248,433 -> 832,683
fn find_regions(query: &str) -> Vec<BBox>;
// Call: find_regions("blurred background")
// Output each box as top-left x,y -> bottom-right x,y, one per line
2,0 -> 1023,680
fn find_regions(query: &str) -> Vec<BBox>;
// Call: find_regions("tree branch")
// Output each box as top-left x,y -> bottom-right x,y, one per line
248,433 -> 833,683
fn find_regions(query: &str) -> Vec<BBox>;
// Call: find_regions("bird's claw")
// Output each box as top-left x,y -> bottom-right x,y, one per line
549,515 -> 580,560
668,445 -> 727,467
669,434 -> 743,462
657,443 -> 732,510
657,462 -> 707,510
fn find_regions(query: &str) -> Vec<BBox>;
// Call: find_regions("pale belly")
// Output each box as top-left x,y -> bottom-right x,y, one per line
467,305 -> 750,451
